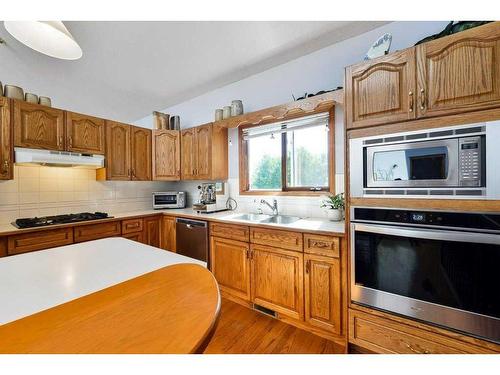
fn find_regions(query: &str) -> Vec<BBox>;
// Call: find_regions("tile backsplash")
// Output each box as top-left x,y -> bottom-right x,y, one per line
0,165 -> 170,224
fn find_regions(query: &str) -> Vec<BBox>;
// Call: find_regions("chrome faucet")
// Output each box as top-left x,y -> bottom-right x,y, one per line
260,199 -> 278,216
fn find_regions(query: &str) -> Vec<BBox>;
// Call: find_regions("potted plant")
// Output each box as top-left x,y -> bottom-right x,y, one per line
321,193 -> 345,222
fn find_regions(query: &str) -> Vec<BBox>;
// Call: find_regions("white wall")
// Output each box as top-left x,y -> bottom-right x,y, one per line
135,21 -> 449,218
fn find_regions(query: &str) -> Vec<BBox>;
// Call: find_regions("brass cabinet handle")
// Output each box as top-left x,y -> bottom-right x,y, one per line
68,136 -> 73,148
419,88 -> 426,110
408,91 -> 414,112
405,343 -> 430,354
2,160 -> 9,174
305,259 -> 311,274
312,241 -> 329,248
58,135 -> 63,147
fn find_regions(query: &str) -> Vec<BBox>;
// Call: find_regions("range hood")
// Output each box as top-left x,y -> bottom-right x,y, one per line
14,148 -> 105,169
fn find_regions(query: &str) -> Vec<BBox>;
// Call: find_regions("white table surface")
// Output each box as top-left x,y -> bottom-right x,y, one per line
0,238 -> 205,325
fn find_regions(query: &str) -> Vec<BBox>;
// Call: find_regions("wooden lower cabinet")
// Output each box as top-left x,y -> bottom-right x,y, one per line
160,216 -> 176,252
304,254 -> 341,334
8,228 -> 73,255
123,231 -> 144,243
74,221 -> 121,243
251,244 -> 304,320
143,216 -> 161,247
210,236 -> 251,301
349,309 -> 497,354
0,237 -> 6,257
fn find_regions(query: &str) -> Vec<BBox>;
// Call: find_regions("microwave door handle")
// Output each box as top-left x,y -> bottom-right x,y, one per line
352,223 -> 500,246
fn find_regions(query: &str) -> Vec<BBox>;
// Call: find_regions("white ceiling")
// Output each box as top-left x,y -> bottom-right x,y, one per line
0,21 -> 387,123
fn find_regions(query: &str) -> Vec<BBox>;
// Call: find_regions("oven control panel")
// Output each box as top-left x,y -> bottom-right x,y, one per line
459,136 -> 482,187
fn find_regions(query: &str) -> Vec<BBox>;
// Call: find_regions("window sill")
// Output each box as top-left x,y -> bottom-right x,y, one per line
239,190 -> 331,197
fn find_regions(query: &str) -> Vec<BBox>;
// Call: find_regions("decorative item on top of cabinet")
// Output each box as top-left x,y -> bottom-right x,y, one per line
153,111 -> 169,130
13,99 -> 65,150
250,244 -> 304,320
345,48 -> 417,129
130,126 -> 152,181
0,97 -> 12,180
152,130 -> 180,181
143,216 -> 161,248
160,216 -> 176,252
65,112 -> 106,155
102,120 -> 131,180
210,236 -> 251,302
416,21 -> 500,119
304,253 -> 341,334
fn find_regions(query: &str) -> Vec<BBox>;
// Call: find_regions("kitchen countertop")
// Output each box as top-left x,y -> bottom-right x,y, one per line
0,237 -> 205,325
0,208 -> 345,236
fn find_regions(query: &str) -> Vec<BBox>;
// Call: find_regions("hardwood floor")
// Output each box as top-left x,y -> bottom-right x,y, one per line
204,298 -> 344,354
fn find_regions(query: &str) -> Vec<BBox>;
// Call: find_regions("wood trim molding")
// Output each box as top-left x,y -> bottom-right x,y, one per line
216,90 -> 342,129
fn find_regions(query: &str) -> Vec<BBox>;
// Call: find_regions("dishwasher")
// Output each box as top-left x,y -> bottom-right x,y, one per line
175,218 -> 208,263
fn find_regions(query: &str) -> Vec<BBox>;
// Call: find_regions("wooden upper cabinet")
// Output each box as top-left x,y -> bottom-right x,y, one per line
0,97 -> 12,180
304,254 -> 341,334
13,100 -> 65,150
416,22 -> 500,118
180,127 -> 196,179
195,124 -> 212,179
180,123 -> 228,181
105,121 -> 131,180
152,130 -> 180,181
345,48 -> 417,129
65,112 -> 105,154
250,244 -> 304,320
130,126 -> 152,181
210,236 -> 251,302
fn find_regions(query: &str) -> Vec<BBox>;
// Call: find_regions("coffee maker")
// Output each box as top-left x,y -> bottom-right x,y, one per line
192,182 -> 229,213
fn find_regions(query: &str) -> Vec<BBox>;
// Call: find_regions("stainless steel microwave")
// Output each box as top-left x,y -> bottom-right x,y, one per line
152,192 -> 186,209
349,122 -> 500,198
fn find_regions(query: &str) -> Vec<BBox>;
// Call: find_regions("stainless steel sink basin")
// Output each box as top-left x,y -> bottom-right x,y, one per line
260,215 -> 301,224
231,213 -> 272,222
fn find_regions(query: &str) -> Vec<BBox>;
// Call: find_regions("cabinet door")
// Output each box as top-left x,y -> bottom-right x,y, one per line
105,121 -> 131,180
416,22 -> 500,118
144,216 -> 161,247
160,216 -> 176,252
304,254 -> 341,334
180,128 -> 196,179
13,100 -> 65,150
0,97 -> 12,180
345,48 -> 417,129
195,124 -> 212,179
130,126 -> 152,181
123,231 -> 144,243
251,244 -> 304,320
210,236 -> 251,301
152,130 -> 180,181
66,112 -> 105,154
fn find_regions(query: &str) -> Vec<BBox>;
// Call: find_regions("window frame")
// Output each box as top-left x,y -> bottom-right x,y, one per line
239,108 -> 335,196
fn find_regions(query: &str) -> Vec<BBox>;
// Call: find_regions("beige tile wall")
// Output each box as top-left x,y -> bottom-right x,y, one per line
0,165 -> 170,224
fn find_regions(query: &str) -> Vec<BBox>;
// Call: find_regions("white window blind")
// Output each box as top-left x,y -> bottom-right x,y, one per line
242,112 -> 329,140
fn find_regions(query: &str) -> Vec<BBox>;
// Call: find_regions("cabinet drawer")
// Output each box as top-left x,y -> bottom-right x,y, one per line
349,310 -> 470,354
121,218 -> 144,234
250,227 -> 302,252
8,228 -> 73,255
210,222 -> 249,242
304,234 -> 340,257
74,221 -> 121,242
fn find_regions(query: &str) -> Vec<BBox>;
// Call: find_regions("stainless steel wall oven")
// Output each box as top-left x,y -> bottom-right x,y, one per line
351,207 -> 500,343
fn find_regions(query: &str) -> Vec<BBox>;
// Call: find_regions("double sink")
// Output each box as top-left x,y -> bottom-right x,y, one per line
231,213 -> 301,225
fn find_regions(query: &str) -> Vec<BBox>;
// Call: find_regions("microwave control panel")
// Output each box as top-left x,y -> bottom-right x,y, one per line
458,136 -> 483,187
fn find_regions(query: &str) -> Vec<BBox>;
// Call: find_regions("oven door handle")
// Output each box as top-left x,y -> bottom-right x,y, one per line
352,223 -> 500,245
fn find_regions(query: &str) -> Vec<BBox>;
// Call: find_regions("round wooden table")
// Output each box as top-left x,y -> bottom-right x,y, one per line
0,264 -> 220,353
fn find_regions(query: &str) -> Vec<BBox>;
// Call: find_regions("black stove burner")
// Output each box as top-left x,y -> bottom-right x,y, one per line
14,212 -> 111,229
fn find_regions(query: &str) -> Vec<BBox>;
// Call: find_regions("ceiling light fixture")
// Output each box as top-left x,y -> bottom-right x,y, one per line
3,21 -> 82,60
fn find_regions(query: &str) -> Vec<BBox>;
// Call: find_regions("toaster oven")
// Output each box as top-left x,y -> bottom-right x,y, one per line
152,192 -> 186,209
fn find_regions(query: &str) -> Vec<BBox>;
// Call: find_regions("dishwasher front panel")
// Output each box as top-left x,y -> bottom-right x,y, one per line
175,218 -> 208,262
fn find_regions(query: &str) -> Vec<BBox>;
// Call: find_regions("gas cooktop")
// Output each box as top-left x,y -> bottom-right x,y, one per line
13,212 -> 112,229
